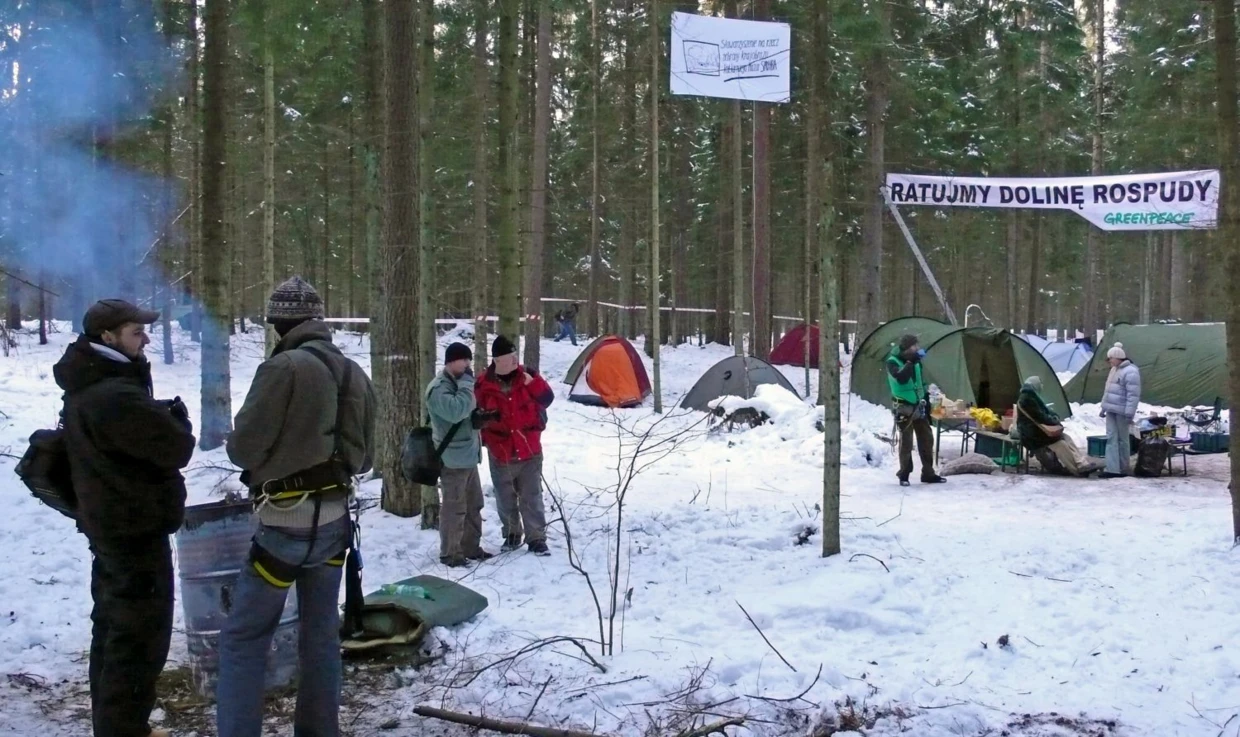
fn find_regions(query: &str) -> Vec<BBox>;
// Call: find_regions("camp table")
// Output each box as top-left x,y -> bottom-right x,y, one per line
932,415 -> 977,464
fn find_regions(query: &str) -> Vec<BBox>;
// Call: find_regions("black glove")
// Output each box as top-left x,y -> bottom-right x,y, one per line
471,408 -> 500,430
162,396 -> 191,430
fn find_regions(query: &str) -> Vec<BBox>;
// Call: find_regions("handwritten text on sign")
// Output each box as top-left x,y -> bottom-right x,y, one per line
669,12 -> 791,104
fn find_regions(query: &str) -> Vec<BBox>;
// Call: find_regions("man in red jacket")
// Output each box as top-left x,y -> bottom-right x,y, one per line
475,335 -> 555,556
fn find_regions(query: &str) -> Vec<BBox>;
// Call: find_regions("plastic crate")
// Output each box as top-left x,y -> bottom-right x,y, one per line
1086,436 -> 1108,458
1190,432 -> 1230,453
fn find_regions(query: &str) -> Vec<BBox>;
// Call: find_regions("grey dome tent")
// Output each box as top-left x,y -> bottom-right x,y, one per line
680,356 -> 800,411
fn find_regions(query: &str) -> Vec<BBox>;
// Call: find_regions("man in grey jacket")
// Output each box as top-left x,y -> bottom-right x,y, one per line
1100,342 -> 1141,478
217,276 -> 376,737
426,342 -> 495,567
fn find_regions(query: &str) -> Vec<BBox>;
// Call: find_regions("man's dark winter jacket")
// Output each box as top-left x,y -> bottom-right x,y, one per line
227,319 -> 376,528
53,336 -> 196,541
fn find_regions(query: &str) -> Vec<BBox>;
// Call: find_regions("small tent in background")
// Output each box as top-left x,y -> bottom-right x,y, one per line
1019,334 -> 1093,375
1063,322 -> 1227,409
770,323 -> 820,367
852,317 -> 1072,417
563,335 -> 651,408
681,355 -> 800,411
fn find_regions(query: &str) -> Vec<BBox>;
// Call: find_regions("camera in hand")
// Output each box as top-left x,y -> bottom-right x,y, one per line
470,408 -> 500,429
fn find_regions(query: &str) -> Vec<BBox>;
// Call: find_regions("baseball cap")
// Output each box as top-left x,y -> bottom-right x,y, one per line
82,299 -> 161,337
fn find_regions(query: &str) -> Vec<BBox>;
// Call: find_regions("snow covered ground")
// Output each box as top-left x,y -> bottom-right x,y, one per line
0,322 -> 1236,737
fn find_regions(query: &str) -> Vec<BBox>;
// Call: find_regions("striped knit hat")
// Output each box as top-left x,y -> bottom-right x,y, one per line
265,276 -> 324,324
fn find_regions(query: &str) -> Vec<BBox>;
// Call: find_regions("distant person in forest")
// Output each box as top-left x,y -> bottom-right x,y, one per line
218,276 -> 376,737
554,302 -> 579,346
476,335 -> 555,555
54,299 -> 195,737
1016,375 -> 1097,476
426,341 -> 496,567
886,334 -> 946,487
1099,342 -> 1142,478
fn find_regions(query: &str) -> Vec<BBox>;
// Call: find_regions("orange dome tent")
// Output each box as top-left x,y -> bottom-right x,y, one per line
563,335 -> 652,408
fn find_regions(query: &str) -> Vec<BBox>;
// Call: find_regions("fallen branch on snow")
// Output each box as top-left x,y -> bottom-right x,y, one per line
736,601 -> 797,673
413,705 -> 606,737
848,553 -> 890,573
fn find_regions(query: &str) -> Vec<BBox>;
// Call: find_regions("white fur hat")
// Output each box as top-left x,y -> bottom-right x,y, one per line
1107,342 -> 1127,360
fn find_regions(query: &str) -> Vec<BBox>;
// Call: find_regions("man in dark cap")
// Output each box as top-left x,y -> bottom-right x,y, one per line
886,333 -> 945,487
476,335 -> 555,555
426,341 -> 495,567
218,276 -> 376,737
53,299 -> 196,737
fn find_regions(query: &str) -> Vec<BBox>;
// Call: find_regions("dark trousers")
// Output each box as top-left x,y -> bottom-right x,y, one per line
89,536 -> 174,737
896,411 -> 937,481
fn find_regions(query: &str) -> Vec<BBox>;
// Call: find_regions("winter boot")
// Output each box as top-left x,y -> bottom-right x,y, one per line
501,535 -> 523,552
527,540 -> 550,556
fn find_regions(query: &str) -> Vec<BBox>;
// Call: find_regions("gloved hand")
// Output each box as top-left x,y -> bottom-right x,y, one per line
164,396 -> 191,430
1099,409 -> 1107,419
470,408 -> 500,430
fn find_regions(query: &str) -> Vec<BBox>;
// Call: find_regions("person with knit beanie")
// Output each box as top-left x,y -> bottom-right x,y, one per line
426,341 -> 495,567
1099,342 -> 1142,478
476,335 -> 556,555
218,275 -> 377,737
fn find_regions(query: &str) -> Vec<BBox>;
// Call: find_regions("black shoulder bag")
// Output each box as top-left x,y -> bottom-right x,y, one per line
15,408 -> 76,521
402,415 -> 466,487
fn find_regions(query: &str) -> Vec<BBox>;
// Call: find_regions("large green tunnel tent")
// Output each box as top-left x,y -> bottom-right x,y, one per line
853,317 -> 1073,418
1063,322 -> 1227,409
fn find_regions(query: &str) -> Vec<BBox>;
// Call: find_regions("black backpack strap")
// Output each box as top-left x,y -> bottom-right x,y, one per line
435,420 -> 466,459
299,344 -> 354,465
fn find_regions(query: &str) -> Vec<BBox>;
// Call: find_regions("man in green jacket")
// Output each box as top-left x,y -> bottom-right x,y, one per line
426,342 -> 495,567
219,276 -> 376,737
887,334 -> 945,486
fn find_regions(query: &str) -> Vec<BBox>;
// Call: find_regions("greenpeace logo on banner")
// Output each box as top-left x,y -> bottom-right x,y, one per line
884,171 -> 1219,231
669,12 -> 791,104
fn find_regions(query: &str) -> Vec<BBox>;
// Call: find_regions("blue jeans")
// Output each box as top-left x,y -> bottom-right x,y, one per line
555,320 -> 577,345
216,517 -> 350,737
1105,413 -> 1132,475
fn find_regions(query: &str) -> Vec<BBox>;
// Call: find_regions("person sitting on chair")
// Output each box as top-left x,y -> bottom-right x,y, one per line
1016,376 -> 1097,476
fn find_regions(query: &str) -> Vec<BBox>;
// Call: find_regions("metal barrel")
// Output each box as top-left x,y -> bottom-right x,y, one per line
175,499 -> 299,699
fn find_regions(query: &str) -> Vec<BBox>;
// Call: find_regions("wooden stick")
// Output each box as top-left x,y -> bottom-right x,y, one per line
676,718 -> 746,737
413,705 -> 606,737
735,601 -> 798,673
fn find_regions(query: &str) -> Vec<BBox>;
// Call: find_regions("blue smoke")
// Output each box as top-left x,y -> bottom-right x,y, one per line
0,0 -> 182,316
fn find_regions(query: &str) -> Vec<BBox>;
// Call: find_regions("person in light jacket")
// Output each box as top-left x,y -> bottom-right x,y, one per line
1099,342 -> 1141,478
426,342 -> 495,567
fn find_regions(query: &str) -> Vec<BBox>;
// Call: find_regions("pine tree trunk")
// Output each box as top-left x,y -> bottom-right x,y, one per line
188,0 -> 202,343
1213,0 -> 1240,542
713,114 -> 732,346
361,0 -> 386,468
804,21 -> 820,400
523,0 -> 551,370
618,0 -> 637,341
1084,0 -> 1105,335
496,0 -> 521,341
857,0 -> 887,344
1170,231 -> 1188,319
37,272 -> 48,346
321,139 -> 332,317
1140,232 -> 1154,324
472,0 -> 491,375
649,0 -> 662,412
161,0 -> 175,363
586,0 -> 601,339
750,0 -> 772,360
379,0 -> 423,517
198,0 -> 233,452
417,0 -> 438,526
813,0 -> 840,558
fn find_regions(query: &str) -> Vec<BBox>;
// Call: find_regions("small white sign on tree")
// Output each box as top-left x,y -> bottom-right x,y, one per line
669,12 -> 791,104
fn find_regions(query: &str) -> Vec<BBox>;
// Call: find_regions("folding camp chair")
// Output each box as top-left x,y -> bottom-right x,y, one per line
1183,397 -> 1223,434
